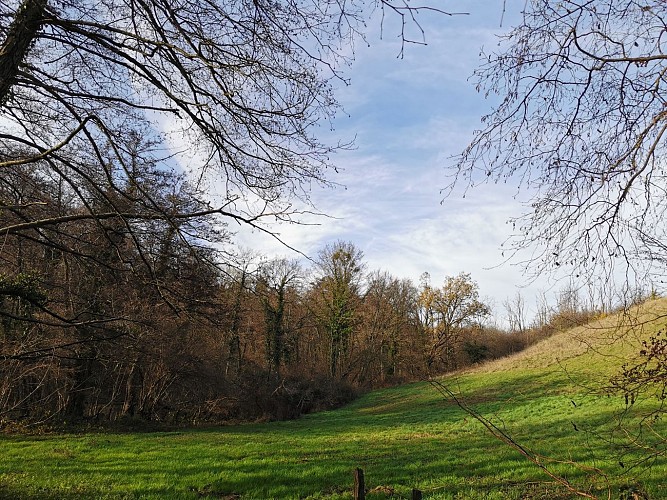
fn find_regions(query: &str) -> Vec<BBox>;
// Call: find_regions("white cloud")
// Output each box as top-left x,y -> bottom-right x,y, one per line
179,1 -> 562,321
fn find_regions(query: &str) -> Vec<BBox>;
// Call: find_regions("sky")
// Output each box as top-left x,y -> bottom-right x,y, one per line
234,1 -> 564,321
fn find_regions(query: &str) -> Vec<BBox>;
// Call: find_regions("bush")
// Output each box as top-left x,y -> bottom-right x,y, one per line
463,341 -> 489,364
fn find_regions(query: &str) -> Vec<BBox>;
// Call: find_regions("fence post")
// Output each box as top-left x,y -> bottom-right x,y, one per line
353,468 -> 365,500
412,488 -> 423,500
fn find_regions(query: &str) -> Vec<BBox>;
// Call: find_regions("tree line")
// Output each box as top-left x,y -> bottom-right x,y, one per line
0,161 -> 604,427
0,0 -> 461,427
0,156 -> 559,427
0,185 -> 508,426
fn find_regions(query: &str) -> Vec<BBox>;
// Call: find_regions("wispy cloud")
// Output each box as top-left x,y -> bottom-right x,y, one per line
214,2 -> 561,317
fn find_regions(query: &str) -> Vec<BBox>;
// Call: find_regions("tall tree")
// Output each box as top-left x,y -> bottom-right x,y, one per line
357,271 -> 424,384
312,241 -> 365,378
503,292 -> 526,335
257,258 -> 302,373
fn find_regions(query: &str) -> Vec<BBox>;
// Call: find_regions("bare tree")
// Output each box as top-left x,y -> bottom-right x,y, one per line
503,291 -> 526,334
355,271 -> 424,385
1,0 -> 455,240
451,0 -> 667,290
450,0 -> 667,466
256,258 -> 302,373
0,0 -> 450,332
311,241 -> 365,378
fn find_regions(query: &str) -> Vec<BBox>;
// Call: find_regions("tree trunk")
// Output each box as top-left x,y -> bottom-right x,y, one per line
0,0 -> 48,104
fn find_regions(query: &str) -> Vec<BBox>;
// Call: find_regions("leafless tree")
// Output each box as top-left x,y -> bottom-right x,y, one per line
311,240 -> 365,378
0,0 -> 450,333
354,271 -> 424,385
1,0 -> 455,242
451,0 -> 667,468
419,272 -> 490,370
503,291 -> 526,334
452,0 -> 667,291
256,257 -> 302,373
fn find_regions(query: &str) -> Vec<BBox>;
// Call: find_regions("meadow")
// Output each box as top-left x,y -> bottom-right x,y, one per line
2,300 -> 667,499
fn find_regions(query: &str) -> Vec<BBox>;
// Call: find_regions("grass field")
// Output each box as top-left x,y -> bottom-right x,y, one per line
2,300 -> 667,499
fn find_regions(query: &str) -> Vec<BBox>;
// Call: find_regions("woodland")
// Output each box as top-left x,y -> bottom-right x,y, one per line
0,0 -> 535,427
3,223 -> 580,425
3,0 -> 667,442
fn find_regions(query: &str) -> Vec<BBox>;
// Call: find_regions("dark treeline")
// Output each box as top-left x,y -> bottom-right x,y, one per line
0,163 -> 542,426
0,163 -> 605,428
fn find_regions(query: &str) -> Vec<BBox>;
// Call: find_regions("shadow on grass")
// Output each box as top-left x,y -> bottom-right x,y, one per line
1,369 -> 666,499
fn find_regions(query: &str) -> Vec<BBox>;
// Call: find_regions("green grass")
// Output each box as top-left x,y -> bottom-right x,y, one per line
3,300 -> 667,499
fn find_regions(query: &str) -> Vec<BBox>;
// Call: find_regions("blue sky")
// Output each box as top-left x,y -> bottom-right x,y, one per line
234,1 -> 565,321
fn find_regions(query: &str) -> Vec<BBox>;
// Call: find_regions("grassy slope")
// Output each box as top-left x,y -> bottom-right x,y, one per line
2,300 -> 667,499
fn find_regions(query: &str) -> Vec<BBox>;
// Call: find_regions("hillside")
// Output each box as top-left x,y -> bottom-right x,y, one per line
2,299 -> 667,499
480,297 -> 667,375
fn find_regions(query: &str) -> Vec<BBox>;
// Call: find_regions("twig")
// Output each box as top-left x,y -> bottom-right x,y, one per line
429,379 -> 608,499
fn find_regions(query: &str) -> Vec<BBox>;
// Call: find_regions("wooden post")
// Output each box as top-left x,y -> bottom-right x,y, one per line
412,488 -> 423,500
353,468 -> 365,500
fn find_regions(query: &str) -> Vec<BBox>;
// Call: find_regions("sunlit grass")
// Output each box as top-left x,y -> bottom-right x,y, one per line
2,300 -> 667,498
